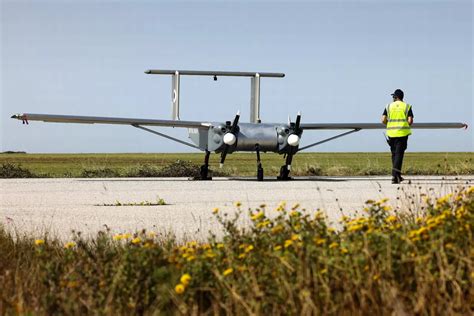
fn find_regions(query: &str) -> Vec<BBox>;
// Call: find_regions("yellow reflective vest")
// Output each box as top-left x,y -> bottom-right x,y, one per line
386,101 -> 412,137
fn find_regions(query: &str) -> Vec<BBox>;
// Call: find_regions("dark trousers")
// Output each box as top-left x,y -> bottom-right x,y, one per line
388,136 -> 408,179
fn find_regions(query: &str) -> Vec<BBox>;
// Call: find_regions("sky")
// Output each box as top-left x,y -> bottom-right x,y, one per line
1,0 -> 472,153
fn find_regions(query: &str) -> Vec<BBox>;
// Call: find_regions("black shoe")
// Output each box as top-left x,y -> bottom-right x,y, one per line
398,176 -> 404,183
392,177 -> 400,184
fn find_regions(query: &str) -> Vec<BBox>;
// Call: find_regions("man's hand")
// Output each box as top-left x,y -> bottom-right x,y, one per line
408,116 -> 413,125
381,115 -> 388,125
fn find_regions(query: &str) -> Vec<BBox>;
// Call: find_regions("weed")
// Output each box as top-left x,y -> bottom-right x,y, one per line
0,187 -> 472,314
0,163 -> 35,178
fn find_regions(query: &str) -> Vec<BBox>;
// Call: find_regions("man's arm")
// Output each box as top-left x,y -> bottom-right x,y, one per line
407,107 -> 413,125
381,108 -> 388,125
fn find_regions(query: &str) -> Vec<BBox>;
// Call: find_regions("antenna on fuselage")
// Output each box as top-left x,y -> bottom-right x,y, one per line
144,69 -> 285,123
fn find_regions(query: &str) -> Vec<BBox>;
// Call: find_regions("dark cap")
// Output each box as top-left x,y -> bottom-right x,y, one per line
391,89 -> 404,99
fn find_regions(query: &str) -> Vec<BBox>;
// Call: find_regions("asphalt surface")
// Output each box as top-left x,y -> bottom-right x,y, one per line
1,176 -> 472,240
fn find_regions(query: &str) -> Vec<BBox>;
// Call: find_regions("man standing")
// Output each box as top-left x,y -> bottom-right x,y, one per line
381,89 -> 414,184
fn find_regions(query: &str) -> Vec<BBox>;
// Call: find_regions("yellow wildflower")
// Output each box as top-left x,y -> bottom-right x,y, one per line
271,225 -> 284,234
180,274 -> 191,286
327,228 -> 336,233
314,211 -> 324,219
175,284 -> 185,294
274,245 -> 282,251
234,201 -> 242,207
186,255 -> 196,262
212,207 -> 219,214
35,239 -> 45,246
329,242 -> 338,249
132,237 -> 142,244
385,215 -> 397,223
291,234 -> 300,241
250,211 -> 265,221
147,232 -> 157,238
348,224 -> 363,232
339,216 -> 349,223
113,234 -> 123,241
340,247 -> 349,254
256,220 -> 271,228
373,274 -> 380,281
284,239 -> 293,248
238,253 -> 246,259
205,250 -> 216,258
314,238 -> 326,246
187,241 -> 197,247
122,233 -> 132,239
64,241 -> 76,249
223,268 -> 233,276
244,245 -> 254,253
216,243 -> 224,249
289,210 -> 300,217
320,269 -> 327,274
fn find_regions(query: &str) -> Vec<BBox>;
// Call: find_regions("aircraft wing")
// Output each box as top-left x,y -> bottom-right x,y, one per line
300,122 -> 467,130
11,113 -> 210,129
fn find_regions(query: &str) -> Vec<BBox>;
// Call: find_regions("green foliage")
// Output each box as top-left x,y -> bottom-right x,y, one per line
101,196 -> 167,206
125,164 -> 162,177
0,187 -> 472,314
0,152 -> 472,178
80,167 -> 121,178
0,163 -> 36,178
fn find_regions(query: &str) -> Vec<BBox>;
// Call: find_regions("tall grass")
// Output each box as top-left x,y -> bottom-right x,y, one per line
0,187 -> 472,314
1,152 -> 472,177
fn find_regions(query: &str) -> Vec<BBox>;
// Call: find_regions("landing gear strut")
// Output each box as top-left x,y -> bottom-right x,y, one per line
196,150 -> 212,180
255,144 -> 264,181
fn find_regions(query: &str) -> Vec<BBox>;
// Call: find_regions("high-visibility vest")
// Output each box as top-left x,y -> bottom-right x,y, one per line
386,101 -> 412,137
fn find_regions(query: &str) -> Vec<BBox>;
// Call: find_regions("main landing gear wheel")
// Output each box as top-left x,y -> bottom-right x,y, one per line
257,166 -> 264,181
277,165 -> 291,181
195,150 -> 212,180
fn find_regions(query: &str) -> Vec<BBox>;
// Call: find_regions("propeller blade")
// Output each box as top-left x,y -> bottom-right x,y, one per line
295,111 -> 301,131
231,111 -> 240,132
220,146 -> 229,168
221,111 -> 240,168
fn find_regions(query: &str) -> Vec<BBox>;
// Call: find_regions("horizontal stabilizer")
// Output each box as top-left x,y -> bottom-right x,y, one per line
145,69 -> 285,78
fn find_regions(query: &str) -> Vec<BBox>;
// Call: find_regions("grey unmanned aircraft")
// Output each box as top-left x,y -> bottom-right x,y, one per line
11,69 -> 467,181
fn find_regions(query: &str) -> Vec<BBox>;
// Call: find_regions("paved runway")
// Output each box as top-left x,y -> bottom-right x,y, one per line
1,176 -> 472,240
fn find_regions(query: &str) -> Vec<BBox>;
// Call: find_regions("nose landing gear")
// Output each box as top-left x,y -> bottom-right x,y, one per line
255,144 -> 264,181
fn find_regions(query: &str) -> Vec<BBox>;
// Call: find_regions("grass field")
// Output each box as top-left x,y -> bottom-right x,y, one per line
1,186 -> 472,314
1,152 -> 472,177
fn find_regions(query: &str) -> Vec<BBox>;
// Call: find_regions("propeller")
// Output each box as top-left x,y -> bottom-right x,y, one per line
220,111 -> 240,167
285,111 -> 302,170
